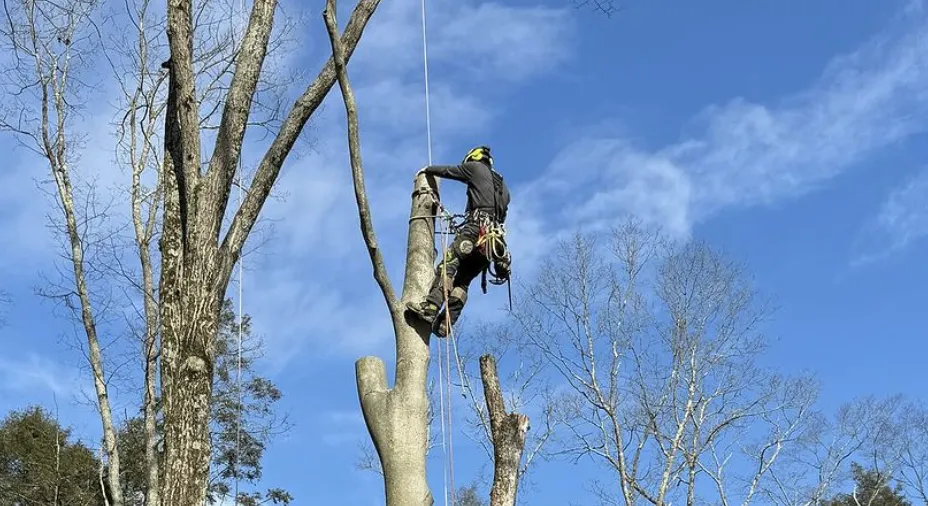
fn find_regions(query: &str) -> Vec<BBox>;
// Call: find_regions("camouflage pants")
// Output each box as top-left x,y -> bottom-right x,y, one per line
425,222 -> 489,330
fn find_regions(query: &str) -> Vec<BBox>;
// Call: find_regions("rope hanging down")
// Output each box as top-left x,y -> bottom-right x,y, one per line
234,0 -> 246,502
419,0 -> 459,505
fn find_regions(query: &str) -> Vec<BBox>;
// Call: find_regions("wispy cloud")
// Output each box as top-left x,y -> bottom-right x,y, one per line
354,0 -> 572,81
516,0 -> 928,246
236,0 -> 576,363
852,166 -> 928,265
0,352 -> 84,397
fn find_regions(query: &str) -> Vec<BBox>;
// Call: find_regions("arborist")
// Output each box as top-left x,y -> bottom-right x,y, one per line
406,146 -> 512,337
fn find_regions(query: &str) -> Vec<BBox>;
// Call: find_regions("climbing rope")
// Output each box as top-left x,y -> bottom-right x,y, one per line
234,0 -> 246,502
418,0 -> 455,504
439,213 -> 457,506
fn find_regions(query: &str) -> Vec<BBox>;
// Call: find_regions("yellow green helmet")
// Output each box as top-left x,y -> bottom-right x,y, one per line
462,145 -> 493,168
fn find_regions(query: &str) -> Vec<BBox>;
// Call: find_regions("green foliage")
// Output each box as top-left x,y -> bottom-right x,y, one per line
117,299 -> 291,505
455,484 -> 488,506
0,405 -> 106,505
115,416 -> 160,506
824,463 -> 911,506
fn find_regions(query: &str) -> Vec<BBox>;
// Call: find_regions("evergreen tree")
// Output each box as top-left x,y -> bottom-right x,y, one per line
117,299 -> 291,505
825,463 -> 911,506
0,406 -> 105,505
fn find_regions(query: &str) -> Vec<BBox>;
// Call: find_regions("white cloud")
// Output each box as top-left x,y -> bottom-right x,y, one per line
428,2 -> 573,82
852,166 -> 928,265
354,0 -> 572,81
520,1 -> 928,245
355,79 -> 492,138
0,353 -> 84,397
0,0 -> 575,366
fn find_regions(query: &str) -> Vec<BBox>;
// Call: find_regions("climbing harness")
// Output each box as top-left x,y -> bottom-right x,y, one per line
470,209 -> 512,309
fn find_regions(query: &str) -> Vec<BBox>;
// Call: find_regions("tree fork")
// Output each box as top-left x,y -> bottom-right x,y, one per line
324,0 -> 435,502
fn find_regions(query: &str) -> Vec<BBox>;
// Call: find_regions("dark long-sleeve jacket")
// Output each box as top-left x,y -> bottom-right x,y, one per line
424,160 -> 510,223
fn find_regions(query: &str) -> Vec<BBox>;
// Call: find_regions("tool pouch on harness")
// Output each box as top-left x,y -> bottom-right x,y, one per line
470,209 -> 511,294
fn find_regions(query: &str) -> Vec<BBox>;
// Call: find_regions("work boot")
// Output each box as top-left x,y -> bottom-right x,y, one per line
433,318 -> 449,338
405,300 -> 438,324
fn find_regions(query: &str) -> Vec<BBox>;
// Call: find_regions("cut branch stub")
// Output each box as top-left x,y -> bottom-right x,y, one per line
480,354 -> 530,506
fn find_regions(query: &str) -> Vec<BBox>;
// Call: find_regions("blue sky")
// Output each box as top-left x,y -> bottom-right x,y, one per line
2,0 -> 928,503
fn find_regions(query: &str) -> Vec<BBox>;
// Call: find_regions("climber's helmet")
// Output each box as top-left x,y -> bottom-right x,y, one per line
462,146 -> 493,169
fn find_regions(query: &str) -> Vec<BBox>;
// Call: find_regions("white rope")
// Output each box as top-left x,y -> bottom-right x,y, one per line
420,0 -> 433,166
419,0 -> 450,505
436,333 -> 449,506
234,2 -> 246,505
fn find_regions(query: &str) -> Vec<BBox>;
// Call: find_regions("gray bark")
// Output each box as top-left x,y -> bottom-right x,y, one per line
323,2 -> 433,502
480,355 -> 530,506
119,11 -> 165,501
159,0 -> 381,503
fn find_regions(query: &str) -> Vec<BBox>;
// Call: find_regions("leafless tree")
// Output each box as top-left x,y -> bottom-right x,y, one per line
0,0 -> 126,502
762,396 -> 907,506
105,1 -> 167,501
899,402 -> 928,504
157,0 -> 380,501
510,219 -> 825,506
454,322 -> 556,501
479,353 -> 531,506
320,3 -> 433,502
98,0 -> 299,501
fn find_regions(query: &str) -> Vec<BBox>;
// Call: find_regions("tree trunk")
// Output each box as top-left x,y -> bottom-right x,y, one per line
480,355 -> 530,506
158,0 -> 381,502
320,5 -> 432,501
158,61 -> 224,506
139,235 -> 161,506
51,162 -> 125,506
355,173 -> 438,506
158,278 -> 221,506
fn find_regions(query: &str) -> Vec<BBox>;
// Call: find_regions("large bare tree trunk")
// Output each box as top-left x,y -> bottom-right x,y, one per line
158,0 -> 380,503
479,355 -> 530,506
352,181 -> 436,506
323,4 -> 434,503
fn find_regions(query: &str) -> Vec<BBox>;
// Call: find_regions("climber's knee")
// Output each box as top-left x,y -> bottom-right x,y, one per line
450,286 -> 467,307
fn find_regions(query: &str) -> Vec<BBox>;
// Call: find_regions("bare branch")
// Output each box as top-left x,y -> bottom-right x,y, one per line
322,0 -> 397,314
218,0 -> 381,273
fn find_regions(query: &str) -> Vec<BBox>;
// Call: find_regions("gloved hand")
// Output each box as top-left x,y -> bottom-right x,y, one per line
415,167 -> 428,178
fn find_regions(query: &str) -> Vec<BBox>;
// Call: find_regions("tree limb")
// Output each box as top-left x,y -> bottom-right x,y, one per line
322,0 -> 398,315
218,0 -> 381,279
481,354 -> 530,506
201,0 -> 277,242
